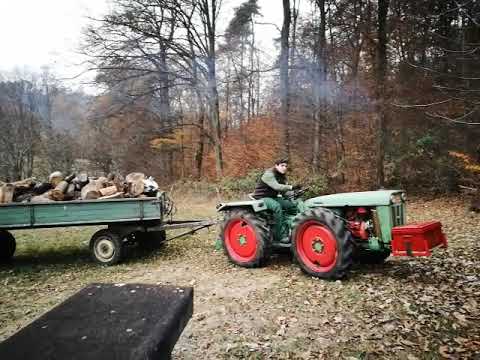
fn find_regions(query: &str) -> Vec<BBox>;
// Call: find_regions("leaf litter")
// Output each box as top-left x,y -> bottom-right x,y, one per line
0,196 -> 478,359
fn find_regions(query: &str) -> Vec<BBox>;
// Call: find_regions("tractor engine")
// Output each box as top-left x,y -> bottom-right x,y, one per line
345,207 -> 374,240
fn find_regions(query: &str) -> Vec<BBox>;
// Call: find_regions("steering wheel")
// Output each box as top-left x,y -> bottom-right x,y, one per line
285,186 -> 310,200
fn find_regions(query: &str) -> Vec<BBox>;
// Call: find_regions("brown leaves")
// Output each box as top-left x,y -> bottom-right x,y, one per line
1,196 -> 479,359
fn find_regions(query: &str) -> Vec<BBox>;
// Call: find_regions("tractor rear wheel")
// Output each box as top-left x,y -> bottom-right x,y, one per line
220,209 -> 271,268
292,208 -> 353,279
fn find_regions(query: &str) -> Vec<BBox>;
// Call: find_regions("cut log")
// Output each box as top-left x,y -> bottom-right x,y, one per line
73,173 -> 89,190
15,193 -> 33,203
81,181 -> 101,200
49,181 -> 69,201
33,182 -> 52,195
126,172 -> 145,197
31,193 -> 53,203
98,186 -> 117,197
94,177 -> 108,191
12,178 -> 36,189
49,172 -> 64,187
99,192 -> 124,200
64,184 -> 76,200
0,184 -> 15,204
11,178 -> 36,201
65,173 -> 76,183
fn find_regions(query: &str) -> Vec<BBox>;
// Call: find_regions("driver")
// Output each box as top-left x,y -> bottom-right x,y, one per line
252,158 -> 300,243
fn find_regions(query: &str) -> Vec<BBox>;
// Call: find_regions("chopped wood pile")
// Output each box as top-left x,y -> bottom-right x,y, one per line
0,172 -> 159,204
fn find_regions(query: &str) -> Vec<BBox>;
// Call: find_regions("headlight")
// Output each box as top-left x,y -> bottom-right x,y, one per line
390,194 -> 402,204
401,192 -> 407,202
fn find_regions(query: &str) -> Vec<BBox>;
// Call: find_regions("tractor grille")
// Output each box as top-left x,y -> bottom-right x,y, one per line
391,203 -> 405,226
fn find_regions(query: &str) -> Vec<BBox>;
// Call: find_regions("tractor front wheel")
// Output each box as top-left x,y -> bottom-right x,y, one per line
220,210 -> 271,268
292,208 -> 353,279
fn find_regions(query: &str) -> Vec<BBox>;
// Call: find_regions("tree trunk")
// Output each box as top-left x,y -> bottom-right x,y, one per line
204,0 -> 224,179
280,0 -> 291,157
312,0 -> 327,171
195,104 -> 206,179
376,0 -> 389,188
225,56 -> 231,136
158,43 -> 171,122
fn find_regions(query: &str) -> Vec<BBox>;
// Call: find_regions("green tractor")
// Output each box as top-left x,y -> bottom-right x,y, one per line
217,189 -> 447,279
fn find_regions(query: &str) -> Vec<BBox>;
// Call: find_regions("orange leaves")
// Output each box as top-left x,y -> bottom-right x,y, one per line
199,116 -> 283,180
449,151 -> 480,173
150,129 -> 186,150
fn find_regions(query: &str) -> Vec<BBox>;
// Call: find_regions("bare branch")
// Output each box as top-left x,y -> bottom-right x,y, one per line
426,108 -> 480,125
391,99 -> 453,108
254,21 -> 281,33
407,61 -> 480,80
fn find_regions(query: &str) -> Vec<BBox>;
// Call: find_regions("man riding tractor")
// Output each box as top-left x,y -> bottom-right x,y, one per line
252,158 -> 300,244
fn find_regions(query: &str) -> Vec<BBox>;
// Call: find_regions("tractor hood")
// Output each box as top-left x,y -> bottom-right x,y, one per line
305,190 -> 404,207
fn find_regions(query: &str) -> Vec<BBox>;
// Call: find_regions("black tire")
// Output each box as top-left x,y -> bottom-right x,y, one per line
136,230 -> 167,250
220,209 -> 271,268
0,230 -> 16,262
354,249 -> 390,264
89,229 -> 124,265
291,208 -> 353,280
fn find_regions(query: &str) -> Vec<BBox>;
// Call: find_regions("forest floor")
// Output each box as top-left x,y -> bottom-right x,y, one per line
0,194 -> 479,359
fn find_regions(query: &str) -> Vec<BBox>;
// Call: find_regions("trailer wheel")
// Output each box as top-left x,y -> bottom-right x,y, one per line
0,230 -> 16,262
136,230 -> 167,250
220,209 -> 271,268
292,208 -> 353,280
90,229 -> 124,265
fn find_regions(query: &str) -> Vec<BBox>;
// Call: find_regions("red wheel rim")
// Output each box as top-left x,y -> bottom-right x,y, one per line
295,220 -> 338,273
224,218 -> 258,263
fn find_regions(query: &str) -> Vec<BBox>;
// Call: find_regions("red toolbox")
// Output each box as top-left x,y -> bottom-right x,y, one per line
391,221 -> 447,256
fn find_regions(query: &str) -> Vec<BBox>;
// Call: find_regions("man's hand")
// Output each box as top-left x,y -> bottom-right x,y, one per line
292,184 -> 302,191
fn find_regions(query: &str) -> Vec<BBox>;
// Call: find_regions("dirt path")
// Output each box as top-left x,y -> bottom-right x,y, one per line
1,196 -> 479,359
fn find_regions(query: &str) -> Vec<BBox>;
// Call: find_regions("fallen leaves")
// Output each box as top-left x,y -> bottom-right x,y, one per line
0,196 -> 479,359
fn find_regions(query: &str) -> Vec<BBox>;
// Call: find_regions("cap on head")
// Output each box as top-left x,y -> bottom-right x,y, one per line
274,158 -> 289,165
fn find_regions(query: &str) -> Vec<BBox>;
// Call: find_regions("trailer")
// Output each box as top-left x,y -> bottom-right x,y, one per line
0,192 -> 215,265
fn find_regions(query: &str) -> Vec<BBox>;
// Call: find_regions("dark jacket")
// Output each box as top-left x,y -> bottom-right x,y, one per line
253,168 -> 292,199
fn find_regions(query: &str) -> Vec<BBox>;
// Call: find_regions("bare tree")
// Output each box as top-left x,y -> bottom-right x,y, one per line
280,0 -> 291,156
376,0 -> 390,187
312,0 -> 328,171
0,76 -> 42,180
84,0 -> 225,179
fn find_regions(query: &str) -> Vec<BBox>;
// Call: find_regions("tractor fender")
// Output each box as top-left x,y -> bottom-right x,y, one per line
216,200 -> 268,213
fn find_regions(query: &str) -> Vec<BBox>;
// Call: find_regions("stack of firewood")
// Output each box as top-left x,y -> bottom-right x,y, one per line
0,172 -> 158,204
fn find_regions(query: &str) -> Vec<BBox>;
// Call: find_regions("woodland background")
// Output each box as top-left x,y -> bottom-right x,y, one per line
1,0 -> 480,195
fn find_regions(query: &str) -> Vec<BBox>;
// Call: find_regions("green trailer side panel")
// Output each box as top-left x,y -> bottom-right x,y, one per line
0,206 -> 30,227
34,202 -> 141,225
143,201 -> 162,219
0,198 -> 162,229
